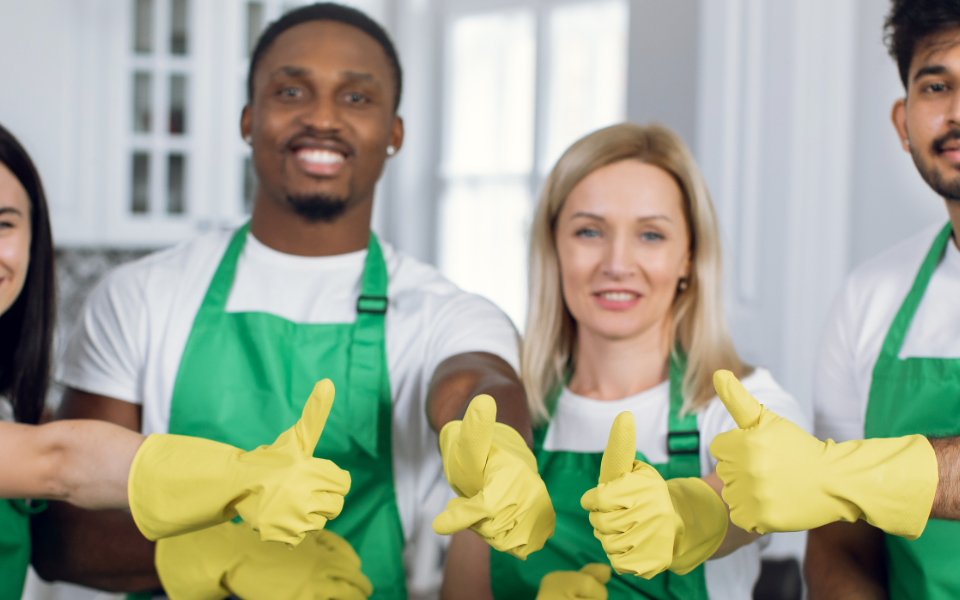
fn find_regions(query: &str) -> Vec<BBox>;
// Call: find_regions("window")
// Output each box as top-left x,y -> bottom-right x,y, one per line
128,0 -> 192,218
439,0 -> 628,328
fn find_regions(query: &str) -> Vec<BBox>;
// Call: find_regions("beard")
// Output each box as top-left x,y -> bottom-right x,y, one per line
285,194 -> 350,222
911,130 -> 960,202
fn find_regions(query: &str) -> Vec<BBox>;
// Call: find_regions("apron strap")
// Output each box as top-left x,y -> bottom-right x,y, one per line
199,223 -> 250,313
665,350 -> 701,479
877,222 -> 954,361
346,233 -> 390,458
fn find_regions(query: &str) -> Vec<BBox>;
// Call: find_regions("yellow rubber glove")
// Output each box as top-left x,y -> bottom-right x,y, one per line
581,412 -> 728,578
128,379 -> 351,546
156,520 -> 373,600
432,395 -> 555,559
536,563 -> 611,600
710,370 -> 938,539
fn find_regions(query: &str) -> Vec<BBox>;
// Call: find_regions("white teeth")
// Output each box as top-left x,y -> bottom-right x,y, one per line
600,292 -> 636,302
297,149 -> 345,165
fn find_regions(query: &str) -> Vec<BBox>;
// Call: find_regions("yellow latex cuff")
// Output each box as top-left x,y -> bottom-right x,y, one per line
156,520 -> 373,600
432,395 -> 555,559
128,380 -> 351,545
581,412 -> 728,578
710,370 -> 938,539
537,563 -> 611,600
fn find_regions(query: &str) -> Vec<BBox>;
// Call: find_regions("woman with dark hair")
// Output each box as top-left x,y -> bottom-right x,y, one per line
0,124 -> 371,599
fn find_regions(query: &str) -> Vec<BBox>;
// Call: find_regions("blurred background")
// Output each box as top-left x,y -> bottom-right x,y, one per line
0,0 -> 949,598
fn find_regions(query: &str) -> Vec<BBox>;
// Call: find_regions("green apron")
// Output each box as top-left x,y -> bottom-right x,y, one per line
864,222 -> 960,600
166,224 -> 406,599
491,354 -> 710,599
0,499 -> 45,600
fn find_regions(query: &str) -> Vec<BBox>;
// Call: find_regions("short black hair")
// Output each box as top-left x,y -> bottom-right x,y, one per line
246,3 -> 403,112
0,123 -> 55,425
885,0 -> 960,89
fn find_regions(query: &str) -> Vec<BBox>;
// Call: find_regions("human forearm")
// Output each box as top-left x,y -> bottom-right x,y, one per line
805,522 -> 886,600
701,471 -> 760,559
441,530 -> 493,600
31,501 -> 160,591
427,351 -> 531,444
930,436 -> 960,520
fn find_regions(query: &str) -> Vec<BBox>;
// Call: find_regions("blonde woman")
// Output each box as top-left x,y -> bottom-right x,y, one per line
442,123 -> 808,600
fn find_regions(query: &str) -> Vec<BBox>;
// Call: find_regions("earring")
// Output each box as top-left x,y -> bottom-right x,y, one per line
677,278 -> 689,293
244,135 -> 253,145
386,145 -> 396,156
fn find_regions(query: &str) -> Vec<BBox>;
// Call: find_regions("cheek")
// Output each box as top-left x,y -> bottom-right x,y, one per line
0,231 -> 30,279
556,244 -> 595,312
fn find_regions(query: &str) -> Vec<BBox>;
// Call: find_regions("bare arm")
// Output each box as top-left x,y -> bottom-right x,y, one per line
805,521 -> 886,600
441,530 -> 494,600
930,436 -> 960,520
31,388 -> 161,592
701,470 -> 761,559
426,351 -> 531,445
0,420 -> 143,508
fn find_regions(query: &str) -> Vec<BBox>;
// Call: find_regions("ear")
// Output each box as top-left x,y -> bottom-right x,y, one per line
389,115 -> 405,154
240,104 -> 252,142
891,98 -> 910,152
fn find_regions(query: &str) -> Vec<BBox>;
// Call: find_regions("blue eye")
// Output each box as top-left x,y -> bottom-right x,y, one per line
576,227 -> 600,238
641,231 -> 665,241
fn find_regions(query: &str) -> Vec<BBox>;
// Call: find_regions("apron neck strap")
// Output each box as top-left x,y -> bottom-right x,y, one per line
346,232 -> 390,458
202,223 -> 251,312
878,222 -> 954,360
665,350 -> 701,479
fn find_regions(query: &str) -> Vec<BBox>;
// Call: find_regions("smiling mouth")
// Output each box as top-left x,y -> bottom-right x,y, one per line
596,291 -> 639,302
293,147 -> 348,176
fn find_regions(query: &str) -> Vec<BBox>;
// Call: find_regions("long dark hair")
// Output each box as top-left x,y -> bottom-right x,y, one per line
0,124 -> 55,424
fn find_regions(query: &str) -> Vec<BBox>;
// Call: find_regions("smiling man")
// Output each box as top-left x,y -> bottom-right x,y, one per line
32,4 -> 538,599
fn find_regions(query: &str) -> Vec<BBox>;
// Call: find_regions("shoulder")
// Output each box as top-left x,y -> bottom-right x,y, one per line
840,224 -> 945,311
90,230 -> 233,305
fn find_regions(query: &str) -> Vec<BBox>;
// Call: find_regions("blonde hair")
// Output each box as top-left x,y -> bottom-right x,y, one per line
522,123 -> 752,425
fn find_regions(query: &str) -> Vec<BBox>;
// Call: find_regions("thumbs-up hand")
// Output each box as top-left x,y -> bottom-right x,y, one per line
235,379 -> 352,545
432,395 -> 555,559
536,563 -> 611,600
128,380 -> 351,546
710,370 -> 937,539
579,413 -> 677,579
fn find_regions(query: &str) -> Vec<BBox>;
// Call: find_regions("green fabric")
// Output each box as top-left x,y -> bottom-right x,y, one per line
0,499 -> 45,600
165,224 -> 406,599
491,353 -> 709,599
864,222 -> 960,600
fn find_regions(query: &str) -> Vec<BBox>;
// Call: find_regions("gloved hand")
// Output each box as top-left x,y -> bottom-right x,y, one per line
581,412 -> 728,578
128,379 -> 351,546
432,394 -> 555,559
156,520 -> 373,600
536,563 -> 611,600
710,370 -> 938,539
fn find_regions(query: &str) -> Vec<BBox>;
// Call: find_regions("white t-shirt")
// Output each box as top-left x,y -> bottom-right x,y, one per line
543,368 -> 807,600
814,223 -> 960,443
57,228 -> 520,597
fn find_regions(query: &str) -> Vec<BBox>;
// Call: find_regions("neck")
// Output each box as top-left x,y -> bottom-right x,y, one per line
949,200 -> 960,252
568,322 -> 670,401
249,192 -> 374,257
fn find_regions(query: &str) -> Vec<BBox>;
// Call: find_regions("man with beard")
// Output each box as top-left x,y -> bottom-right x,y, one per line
700,1 -> 960,599
32,4 -> 551,599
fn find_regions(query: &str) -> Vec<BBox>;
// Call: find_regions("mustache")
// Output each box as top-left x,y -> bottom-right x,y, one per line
932,129 -> 960,153
283,127 -> 354,155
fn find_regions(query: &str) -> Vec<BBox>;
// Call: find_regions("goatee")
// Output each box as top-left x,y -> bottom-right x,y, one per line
912,130 -> 960,202
286,194 -> 349,222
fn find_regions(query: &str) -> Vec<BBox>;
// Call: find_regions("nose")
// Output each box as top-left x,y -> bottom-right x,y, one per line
600,233 -> 635,280
300,94 -> 344,132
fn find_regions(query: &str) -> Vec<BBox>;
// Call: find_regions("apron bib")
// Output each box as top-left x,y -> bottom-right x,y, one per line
491,354 -> 710,599
864,222 -> 960,600
166,224 -> 406,599
0,499 -> 45,600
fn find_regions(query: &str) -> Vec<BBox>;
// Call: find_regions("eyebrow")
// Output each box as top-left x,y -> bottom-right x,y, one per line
272,65 -> 311,78
570,211 -> 672,223
914,64 -> 948,82
0,207 -> 23,216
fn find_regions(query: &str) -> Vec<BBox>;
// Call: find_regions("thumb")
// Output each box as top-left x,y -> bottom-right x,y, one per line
580,563 -> 612,585
599,412 -> 636,484
713,370 -> 761,429
456,395 -> 496,492
294,379 -> 336,454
